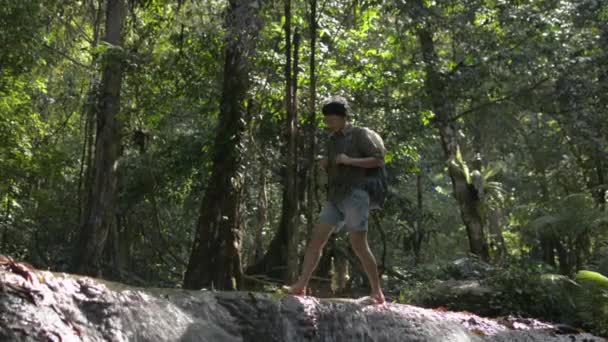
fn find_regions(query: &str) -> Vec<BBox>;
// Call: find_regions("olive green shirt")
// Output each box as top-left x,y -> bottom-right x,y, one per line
326,124 -> 385,203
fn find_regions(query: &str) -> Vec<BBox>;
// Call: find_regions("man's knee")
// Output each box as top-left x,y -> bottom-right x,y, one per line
349,232 -> 368,253
310,223 -> 334,248
309,237 -> 327,250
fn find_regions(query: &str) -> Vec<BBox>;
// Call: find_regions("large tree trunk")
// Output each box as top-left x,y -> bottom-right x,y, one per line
72,0 -> 126,276
183,0 -> 264,290
411,2 -> 490,261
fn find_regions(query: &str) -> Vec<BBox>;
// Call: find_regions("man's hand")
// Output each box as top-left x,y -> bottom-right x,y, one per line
319,159 -> 328,170
335,153 -> 352,165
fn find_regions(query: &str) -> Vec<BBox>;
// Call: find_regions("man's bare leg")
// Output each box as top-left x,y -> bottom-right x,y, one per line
284,223 -> 335,295
349,231 -> 385,304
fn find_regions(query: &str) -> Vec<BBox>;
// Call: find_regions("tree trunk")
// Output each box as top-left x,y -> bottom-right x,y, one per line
412,2 -> 490,261
597,27 -> 608,211
105,215 -> 121,280
488,208 -> 507,262
249,0 -> 314,281
282,0 -> 301,283
537,166 -> 557,267
252,171 -> 268,264
334,253 -> 348,293
305,0 -> 318,242
595,158 -> 606,211
414,173 -> 424,264
555,239 -> 574,276
115,213 -> 132,273
72,0 -> 126,276
183,0 -> 264,291
77,0 -> 105,230
78,85 -> 97,229
540,235 -> 556,268
2,198 -> 10,252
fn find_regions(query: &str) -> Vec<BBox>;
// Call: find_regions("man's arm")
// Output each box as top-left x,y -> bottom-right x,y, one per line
335,154 -> 384,168
335,128 -> 385,168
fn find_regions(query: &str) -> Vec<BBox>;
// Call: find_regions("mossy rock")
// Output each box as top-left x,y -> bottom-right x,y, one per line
418,279 -> 499,316
443,257 -> 495,280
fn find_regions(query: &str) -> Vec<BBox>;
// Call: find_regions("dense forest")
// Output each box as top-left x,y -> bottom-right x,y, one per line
1,0 -> 607,336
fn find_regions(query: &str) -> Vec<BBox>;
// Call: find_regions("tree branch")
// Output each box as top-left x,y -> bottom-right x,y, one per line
41,43 -> 91,70
450,77 -> 549,122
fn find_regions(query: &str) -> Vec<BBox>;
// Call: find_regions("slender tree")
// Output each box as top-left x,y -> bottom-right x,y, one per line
281,0 -> 299,283
305,0 -> 318,239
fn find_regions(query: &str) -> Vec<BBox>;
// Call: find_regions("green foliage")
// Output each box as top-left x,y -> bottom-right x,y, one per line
397,261 -> 608,336
423,262 -> 608,337
0,1 -> 48,76
486,262 -> 576,321
522,194 -> 608,274
398,260 -> 608,336
395,263 -> 445,303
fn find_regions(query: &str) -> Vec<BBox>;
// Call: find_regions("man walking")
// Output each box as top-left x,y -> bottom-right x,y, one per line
285,96 -> 385,304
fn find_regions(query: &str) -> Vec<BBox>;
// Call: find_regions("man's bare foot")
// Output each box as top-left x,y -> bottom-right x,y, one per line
371,291 -> 385,304
282,284 -> 307,296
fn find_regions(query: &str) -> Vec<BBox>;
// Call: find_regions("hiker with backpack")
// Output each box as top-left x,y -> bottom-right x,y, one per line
284,96 -> 386,304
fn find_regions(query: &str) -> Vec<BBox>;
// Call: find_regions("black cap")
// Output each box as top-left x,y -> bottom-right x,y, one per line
322,102 -> 347,116
321,96 -> 350,117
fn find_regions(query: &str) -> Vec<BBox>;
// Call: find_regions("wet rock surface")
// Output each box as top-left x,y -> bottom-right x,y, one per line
0,260 -> 605,342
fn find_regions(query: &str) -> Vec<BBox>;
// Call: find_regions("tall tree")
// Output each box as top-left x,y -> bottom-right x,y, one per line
78,0 -> 105,232
183,0 -> 265,290
248,1 -> 303,281
305,0 -> 318,239
72,0 -> 127,276
407,0 -> 490,261
283,0 -> 301,282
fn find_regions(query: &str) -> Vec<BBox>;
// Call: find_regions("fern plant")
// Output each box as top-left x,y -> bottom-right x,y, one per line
526,194 -> 608,274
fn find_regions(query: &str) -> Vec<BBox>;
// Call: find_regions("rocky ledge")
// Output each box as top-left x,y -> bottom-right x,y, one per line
0,259 -> 604,342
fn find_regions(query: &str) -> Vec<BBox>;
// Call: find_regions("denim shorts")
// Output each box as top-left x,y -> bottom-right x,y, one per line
319,188 -> 370,232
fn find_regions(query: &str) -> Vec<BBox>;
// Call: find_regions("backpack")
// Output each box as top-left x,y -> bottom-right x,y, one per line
358,127 -> 388,210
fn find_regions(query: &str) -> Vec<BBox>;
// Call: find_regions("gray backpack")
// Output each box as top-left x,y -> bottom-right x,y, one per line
359,128 -> 388,210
